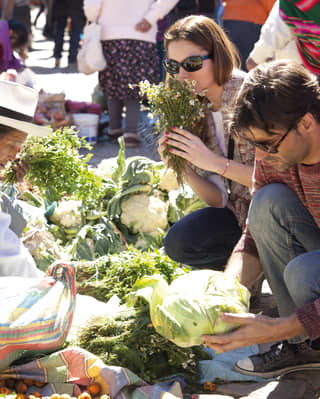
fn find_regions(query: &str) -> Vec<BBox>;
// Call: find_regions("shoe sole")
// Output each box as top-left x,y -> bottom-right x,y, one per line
234,362 -> 320,379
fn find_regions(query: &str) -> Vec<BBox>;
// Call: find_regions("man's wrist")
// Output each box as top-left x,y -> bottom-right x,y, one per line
275,314 -> 305,341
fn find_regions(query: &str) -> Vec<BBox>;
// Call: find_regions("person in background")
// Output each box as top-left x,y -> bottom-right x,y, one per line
158,16 -> 259,296
222,0 -> 276,70
203,60 -> 320,378
83,0 -> 179,148
246,0 -> 320,75
0,19 -> 28,73
0,80 -> 50,277
52,0 -> 86,69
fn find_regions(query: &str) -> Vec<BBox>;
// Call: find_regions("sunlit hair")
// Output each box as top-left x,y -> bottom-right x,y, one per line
164,15 -> 240,86
231,60 -> 320,138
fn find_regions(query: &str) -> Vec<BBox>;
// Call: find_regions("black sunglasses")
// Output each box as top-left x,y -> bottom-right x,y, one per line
244,125 -> 295,154
163,54 -> 212,75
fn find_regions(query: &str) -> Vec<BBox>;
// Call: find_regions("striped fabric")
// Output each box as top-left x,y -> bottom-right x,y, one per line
0,262 -> 76,371
280,0 -> 320,75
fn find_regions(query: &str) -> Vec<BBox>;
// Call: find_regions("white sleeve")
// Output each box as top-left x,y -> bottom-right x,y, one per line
249,1 -> 300,64
0,211 -> 43,278
144,0 -> 179,24
83,0 -> 102,23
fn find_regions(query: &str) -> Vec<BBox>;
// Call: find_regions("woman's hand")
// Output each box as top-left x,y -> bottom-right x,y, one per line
158,134 -> 170,164
165,127 -> 224,173
135,18 -> 152,33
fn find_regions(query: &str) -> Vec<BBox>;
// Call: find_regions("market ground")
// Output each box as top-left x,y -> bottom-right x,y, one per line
25,11 -> 320,399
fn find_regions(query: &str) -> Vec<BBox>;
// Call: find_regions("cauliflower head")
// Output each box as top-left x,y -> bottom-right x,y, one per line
50,199 -> 82,227
94,157 -> 118,179
121,194 -> 168,234
159,168 -> 179,192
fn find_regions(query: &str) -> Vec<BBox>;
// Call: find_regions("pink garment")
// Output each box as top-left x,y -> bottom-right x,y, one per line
0,20 -> 22,72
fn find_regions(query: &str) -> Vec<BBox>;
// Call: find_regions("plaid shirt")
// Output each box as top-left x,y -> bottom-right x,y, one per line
235,159 -> 320,339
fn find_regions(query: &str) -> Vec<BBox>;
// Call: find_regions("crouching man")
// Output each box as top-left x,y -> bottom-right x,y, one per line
203,60 -> 320,378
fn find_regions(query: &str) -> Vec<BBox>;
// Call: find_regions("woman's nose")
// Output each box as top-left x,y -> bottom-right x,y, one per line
177,68 -> 190,80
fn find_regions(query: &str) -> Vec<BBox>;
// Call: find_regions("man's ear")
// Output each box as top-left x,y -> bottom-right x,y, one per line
299,112 -> 316,132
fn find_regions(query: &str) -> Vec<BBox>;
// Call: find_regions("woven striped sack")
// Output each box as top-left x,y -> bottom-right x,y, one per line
0,262 -> 76,371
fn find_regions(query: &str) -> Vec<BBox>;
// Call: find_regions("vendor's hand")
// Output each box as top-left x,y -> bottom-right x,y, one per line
12,159 -> 30,182
135,18 -> 152,33
165,127 -> 222,172
202,312 -> 280,352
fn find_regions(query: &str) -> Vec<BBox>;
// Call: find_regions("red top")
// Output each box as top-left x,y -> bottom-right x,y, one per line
222,0 -> 276,25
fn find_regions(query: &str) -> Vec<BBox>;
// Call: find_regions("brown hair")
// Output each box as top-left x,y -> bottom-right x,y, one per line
164,15 -> 240,86
230,60 -> 320,138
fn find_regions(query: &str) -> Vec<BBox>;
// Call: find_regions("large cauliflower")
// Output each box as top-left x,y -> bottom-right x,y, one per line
121,194 -> 168,234
159,168 -> 179,192
50,199 -> 82,227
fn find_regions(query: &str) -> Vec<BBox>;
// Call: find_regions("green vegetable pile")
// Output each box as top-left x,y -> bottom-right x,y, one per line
77,305 -> 212,385
75,246 -> 190,303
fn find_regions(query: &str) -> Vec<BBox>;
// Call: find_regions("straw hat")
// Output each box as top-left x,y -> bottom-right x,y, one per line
0,80 -> 51,136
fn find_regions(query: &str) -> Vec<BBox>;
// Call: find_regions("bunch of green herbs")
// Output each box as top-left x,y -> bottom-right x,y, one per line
2,127 -> 105,206
138,77 -> 208,184
76,246 -> 190,302
77,305 -> 211,385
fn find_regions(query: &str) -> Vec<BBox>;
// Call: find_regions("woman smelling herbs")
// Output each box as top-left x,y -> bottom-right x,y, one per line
158,16 -> 260,292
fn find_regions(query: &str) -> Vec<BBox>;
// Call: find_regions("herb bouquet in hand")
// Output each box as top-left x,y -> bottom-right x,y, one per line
138,77 -> 208,184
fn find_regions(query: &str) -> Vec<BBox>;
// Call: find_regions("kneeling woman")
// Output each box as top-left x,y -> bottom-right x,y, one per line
159,15 -> 255,270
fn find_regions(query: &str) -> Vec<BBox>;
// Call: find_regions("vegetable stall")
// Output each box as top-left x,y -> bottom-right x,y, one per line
0,128 -> 251,398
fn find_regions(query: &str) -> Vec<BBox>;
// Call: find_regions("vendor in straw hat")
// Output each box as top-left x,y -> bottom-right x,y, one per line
0,80 -> 51,278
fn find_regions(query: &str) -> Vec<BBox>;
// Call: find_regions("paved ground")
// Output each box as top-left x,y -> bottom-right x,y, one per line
24,10 -> 320,399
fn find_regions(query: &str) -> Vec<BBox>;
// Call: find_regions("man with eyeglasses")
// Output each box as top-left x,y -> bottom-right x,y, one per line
202,60 -> 320,378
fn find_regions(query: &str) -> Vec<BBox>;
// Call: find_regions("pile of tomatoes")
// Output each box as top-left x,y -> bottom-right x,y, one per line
0,379 -> 110,399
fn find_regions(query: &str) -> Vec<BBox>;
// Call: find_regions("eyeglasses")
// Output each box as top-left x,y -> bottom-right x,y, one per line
163,54 -> 212,75
244,125 -> 295,154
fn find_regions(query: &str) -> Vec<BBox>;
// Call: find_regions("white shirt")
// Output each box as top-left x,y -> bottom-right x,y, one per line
0,211 -> 43,278
249,1 -> 302,65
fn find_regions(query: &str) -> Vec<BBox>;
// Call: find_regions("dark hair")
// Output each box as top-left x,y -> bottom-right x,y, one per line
231,60 -> 320,138
164,15 -> 240,86
8,19 -> 29,49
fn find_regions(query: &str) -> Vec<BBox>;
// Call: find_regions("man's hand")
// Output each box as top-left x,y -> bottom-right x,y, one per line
202,312 -> 305,352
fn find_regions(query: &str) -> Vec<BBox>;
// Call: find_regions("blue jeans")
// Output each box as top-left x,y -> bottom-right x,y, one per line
163,207 -> 242,269
249,184 -> 320,340
53,15 -> 83,63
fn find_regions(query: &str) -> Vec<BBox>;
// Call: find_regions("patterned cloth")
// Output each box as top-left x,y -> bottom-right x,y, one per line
280,0 -> 320,75
98,39 -> 160,101
190,69 -> 256,230
0,347 -> 183,399
0,262 -> 76,371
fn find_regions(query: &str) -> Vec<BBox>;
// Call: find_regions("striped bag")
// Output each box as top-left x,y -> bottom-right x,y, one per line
0,262 -> 76,371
